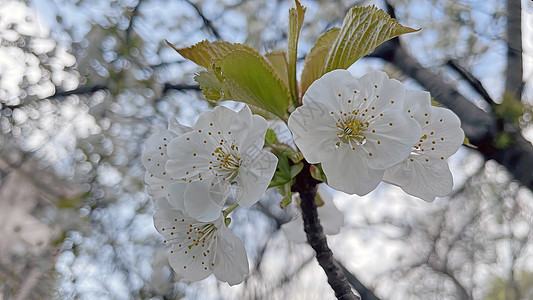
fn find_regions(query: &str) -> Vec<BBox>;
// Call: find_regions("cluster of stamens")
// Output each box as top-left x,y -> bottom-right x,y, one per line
162,219 -> 218,271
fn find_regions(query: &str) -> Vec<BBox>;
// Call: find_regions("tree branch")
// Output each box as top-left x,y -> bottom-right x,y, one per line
294,161 -> 358,300
446,59 -> 495,106
163,83 -> 201,93
340,263 -> 380,300
369,39 -> 533,191
506,0 -> 523,98
184,0 -> 222,40
1,85 -> 107,110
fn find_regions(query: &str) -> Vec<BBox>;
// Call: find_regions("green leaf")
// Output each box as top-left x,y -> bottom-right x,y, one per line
214,49 -> 291,119
265,128 -> 279,146
290,162 -> 304,178
324,5 -> 419,72
300,28 -> 340,97
288,0 -> 306,106
166,39 -> 254,69
265,51 -> 290,88
194,70 -> 223,101
309,164 -> 328,183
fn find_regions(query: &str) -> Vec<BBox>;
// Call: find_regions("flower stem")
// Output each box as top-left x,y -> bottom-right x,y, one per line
223,203 -> 239,218
293,161 -> 359,300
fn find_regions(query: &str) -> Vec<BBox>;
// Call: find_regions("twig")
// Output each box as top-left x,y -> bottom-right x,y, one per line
294,161 -> 358,300
163,83 -> 201,93
446,59 -> 495,106
1,85 -> 107,110
340,263 -> 380,300
184,0 -> 222,40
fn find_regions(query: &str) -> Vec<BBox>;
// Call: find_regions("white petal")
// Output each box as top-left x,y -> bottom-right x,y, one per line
401,159 -> 454,201
420,106 -> 464,159
184,181 -> 227,221
195,106 -> 250,148
288,102 -> 339,163
403,90 -> 432,126
168,117 -> 193,135
168,243 -> 212,282
142,129 -> 174,177
357,71 -> 406,114
322,145 -> 384,195
144,172 -> 172,199
281,218 -> 307,243
211,225 -> 249,285
316,184 -> 344,236
363,111 -> 421,169
304,70 -> 360,110
239,115 -> 269,161
235,151 -> 278,206
168,182 -> 187,212
383,161 -> 413,187
166,131 -> 212,180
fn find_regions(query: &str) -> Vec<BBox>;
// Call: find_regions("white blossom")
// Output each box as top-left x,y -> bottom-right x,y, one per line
281,184 -> 344,243
383,90 -> 464,201
153,198 -> 249,286
288,70 -> 421,195
142,118 -> 192,209
166,105 -> 278,221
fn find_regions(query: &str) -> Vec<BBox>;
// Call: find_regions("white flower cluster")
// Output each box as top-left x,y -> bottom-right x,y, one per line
143,69 -> 464,286
142,106 -> 277,285
288,70 -> 464,201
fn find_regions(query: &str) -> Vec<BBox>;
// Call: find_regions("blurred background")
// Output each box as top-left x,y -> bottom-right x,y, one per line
1,0 -> 533,299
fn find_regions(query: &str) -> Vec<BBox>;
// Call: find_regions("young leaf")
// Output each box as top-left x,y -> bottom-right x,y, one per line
324,5 -> 419,72
166,40 -> 254,69
300,28 -> 340,97
214,49 -> 291,119
264,128 -> 279,146
265,51 -> 290,88
194,70 -> 223,101
288,0 -> 306,106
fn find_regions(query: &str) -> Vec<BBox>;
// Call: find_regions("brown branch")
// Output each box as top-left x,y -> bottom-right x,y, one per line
446,59 -> 495,106
340,263 -> 380,300
163,83 -> 201,93
506,0 -> 523,98
294,161 -> 358,300
1,85 -> 107,110
184,0 -> 222,40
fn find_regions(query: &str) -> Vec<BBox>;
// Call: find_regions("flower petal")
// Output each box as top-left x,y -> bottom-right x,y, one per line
420,106 -> 464,159
403,90 -> 431,126
382,161 -> 413,187
184,181 -> 227,221
211,225 -> 249,285
240,115 -> 269,161
288,102 -> 339,164
194,106 -> 250,148
363,111 -> 421,170
142,129 -> 174,178
322,145 -> 384,195
356,71 -> 406,114
168,117 -> 193,135
144,172 -> 172,199
316,184 -> 344,236
235,150 -> 278,206
166,131 -> 212,180
400,159 -> 454,201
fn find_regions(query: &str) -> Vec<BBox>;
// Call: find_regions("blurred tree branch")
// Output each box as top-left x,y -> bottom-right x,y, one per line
506,0 -> 523,98
184,0 -> 222,40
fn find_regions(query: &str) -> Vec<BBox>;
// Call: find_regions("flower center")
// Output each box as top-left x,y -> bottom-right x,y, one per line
187,223 -> 217,250
211,145 -> 241,181
336,114 -> 368,147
